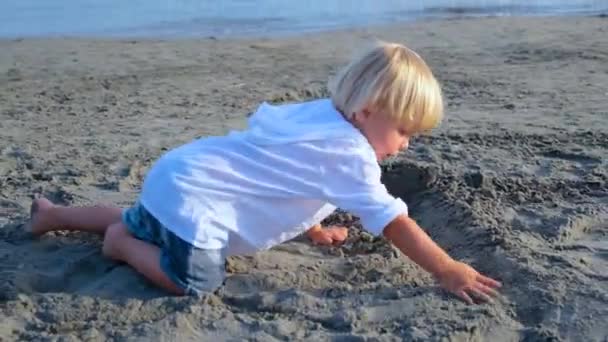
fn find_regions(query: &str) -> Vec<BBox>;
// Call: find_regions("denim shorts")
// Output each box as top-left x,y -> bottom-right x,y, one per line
121,201 -> 226,296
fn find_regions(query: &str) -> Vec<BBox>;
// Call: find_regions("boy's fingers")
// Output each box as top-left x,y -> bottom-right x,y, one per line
457,290 -> 474,305
328,227 -> 348,241
477,274 -> 502,288
332,232 -> 347,241
472,288 -> 493,303
310,232 -> 333,245
475,283 -> 499,298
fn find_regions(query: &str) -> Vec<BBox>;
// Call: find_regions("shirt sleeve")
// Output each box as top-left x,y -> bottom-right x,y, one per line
320,141 -> 408,236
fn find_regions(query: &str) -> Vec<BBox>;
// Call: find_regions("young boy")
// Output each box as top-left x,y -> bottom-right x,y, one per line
26,41 -> 501,304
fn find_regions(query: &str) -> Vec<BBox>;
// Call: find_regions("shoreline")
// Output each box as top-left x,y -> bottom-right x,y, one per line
1,8 -> 607,40
0,13 -> 605,44
0,12 -> 608,42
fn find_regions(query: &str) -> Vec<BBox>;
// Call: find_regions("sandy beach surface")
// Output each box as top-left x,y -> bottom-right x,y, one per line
1,16 -> 607,341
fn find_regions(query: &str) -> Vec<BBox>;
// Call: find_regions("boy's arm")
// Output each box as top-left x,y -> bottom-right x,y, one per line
383,214 -> 501,304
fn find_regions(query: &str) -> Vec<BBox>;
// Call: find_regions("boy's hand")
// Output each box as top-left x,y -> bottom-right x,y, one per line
383,215 -> 501,305
436,260 -> 501,305
306,225 -> 348,245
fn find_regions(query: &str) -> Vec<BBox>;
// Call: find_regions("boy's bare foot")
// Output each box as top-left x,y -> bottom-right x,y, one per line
307,226 -> 348,245
24,197 -> 56,236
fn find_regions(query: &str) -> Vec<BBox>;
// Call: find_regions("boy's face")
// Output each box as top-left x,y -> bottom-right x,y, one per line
353,107 -> 410,161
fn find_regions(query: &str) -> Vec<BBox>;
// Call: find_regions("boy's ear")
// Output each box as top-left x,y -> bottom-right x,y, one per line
356,106 -> 373,122
351,106 -> 372,125
362,107 -> 372,118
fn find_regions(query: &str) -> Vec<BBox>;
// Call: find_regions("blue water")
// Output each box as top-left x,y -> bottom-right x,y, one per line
1,0 -> 607,38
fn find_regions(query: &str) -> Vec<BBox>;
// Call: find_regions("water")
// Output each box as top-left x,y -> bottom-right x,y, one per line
1,0 -> 607,38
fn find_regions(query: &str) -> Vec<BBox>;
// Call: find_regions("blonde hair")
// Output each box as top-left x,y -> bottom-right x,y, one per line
329,41 -> 444,135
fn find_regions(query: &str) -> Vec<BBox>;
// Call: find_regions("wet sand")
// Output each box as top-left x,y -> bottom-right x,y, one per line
1,16 -> 607,341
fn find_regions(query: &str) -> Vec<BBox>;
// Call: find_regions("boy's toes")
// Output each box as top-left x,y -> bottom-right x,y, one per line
31,197 -> 54,215
26,197 -> 55,236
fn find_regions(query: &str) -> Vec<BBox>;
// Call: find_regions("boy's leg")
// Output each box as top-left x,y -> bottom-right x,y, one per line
26,197 -> 123,236
102,222 -> 185,295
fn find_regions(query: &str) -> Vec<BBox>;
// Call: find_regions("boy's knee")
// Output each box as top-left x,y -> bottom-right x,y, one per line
102,223 -> 129,259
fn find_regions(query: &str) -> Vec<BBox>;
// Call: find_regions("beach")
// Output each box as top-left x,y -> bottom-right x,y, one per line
1,15 -> 607,341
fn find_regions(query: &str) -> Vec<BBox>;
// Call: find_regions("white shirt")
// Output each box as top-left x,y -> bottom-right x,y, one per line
139,99 -> 408,256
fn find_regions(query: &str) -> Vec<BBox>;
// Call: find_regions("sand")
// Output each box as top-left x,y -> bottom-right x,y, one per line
1,15 -> 607,341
